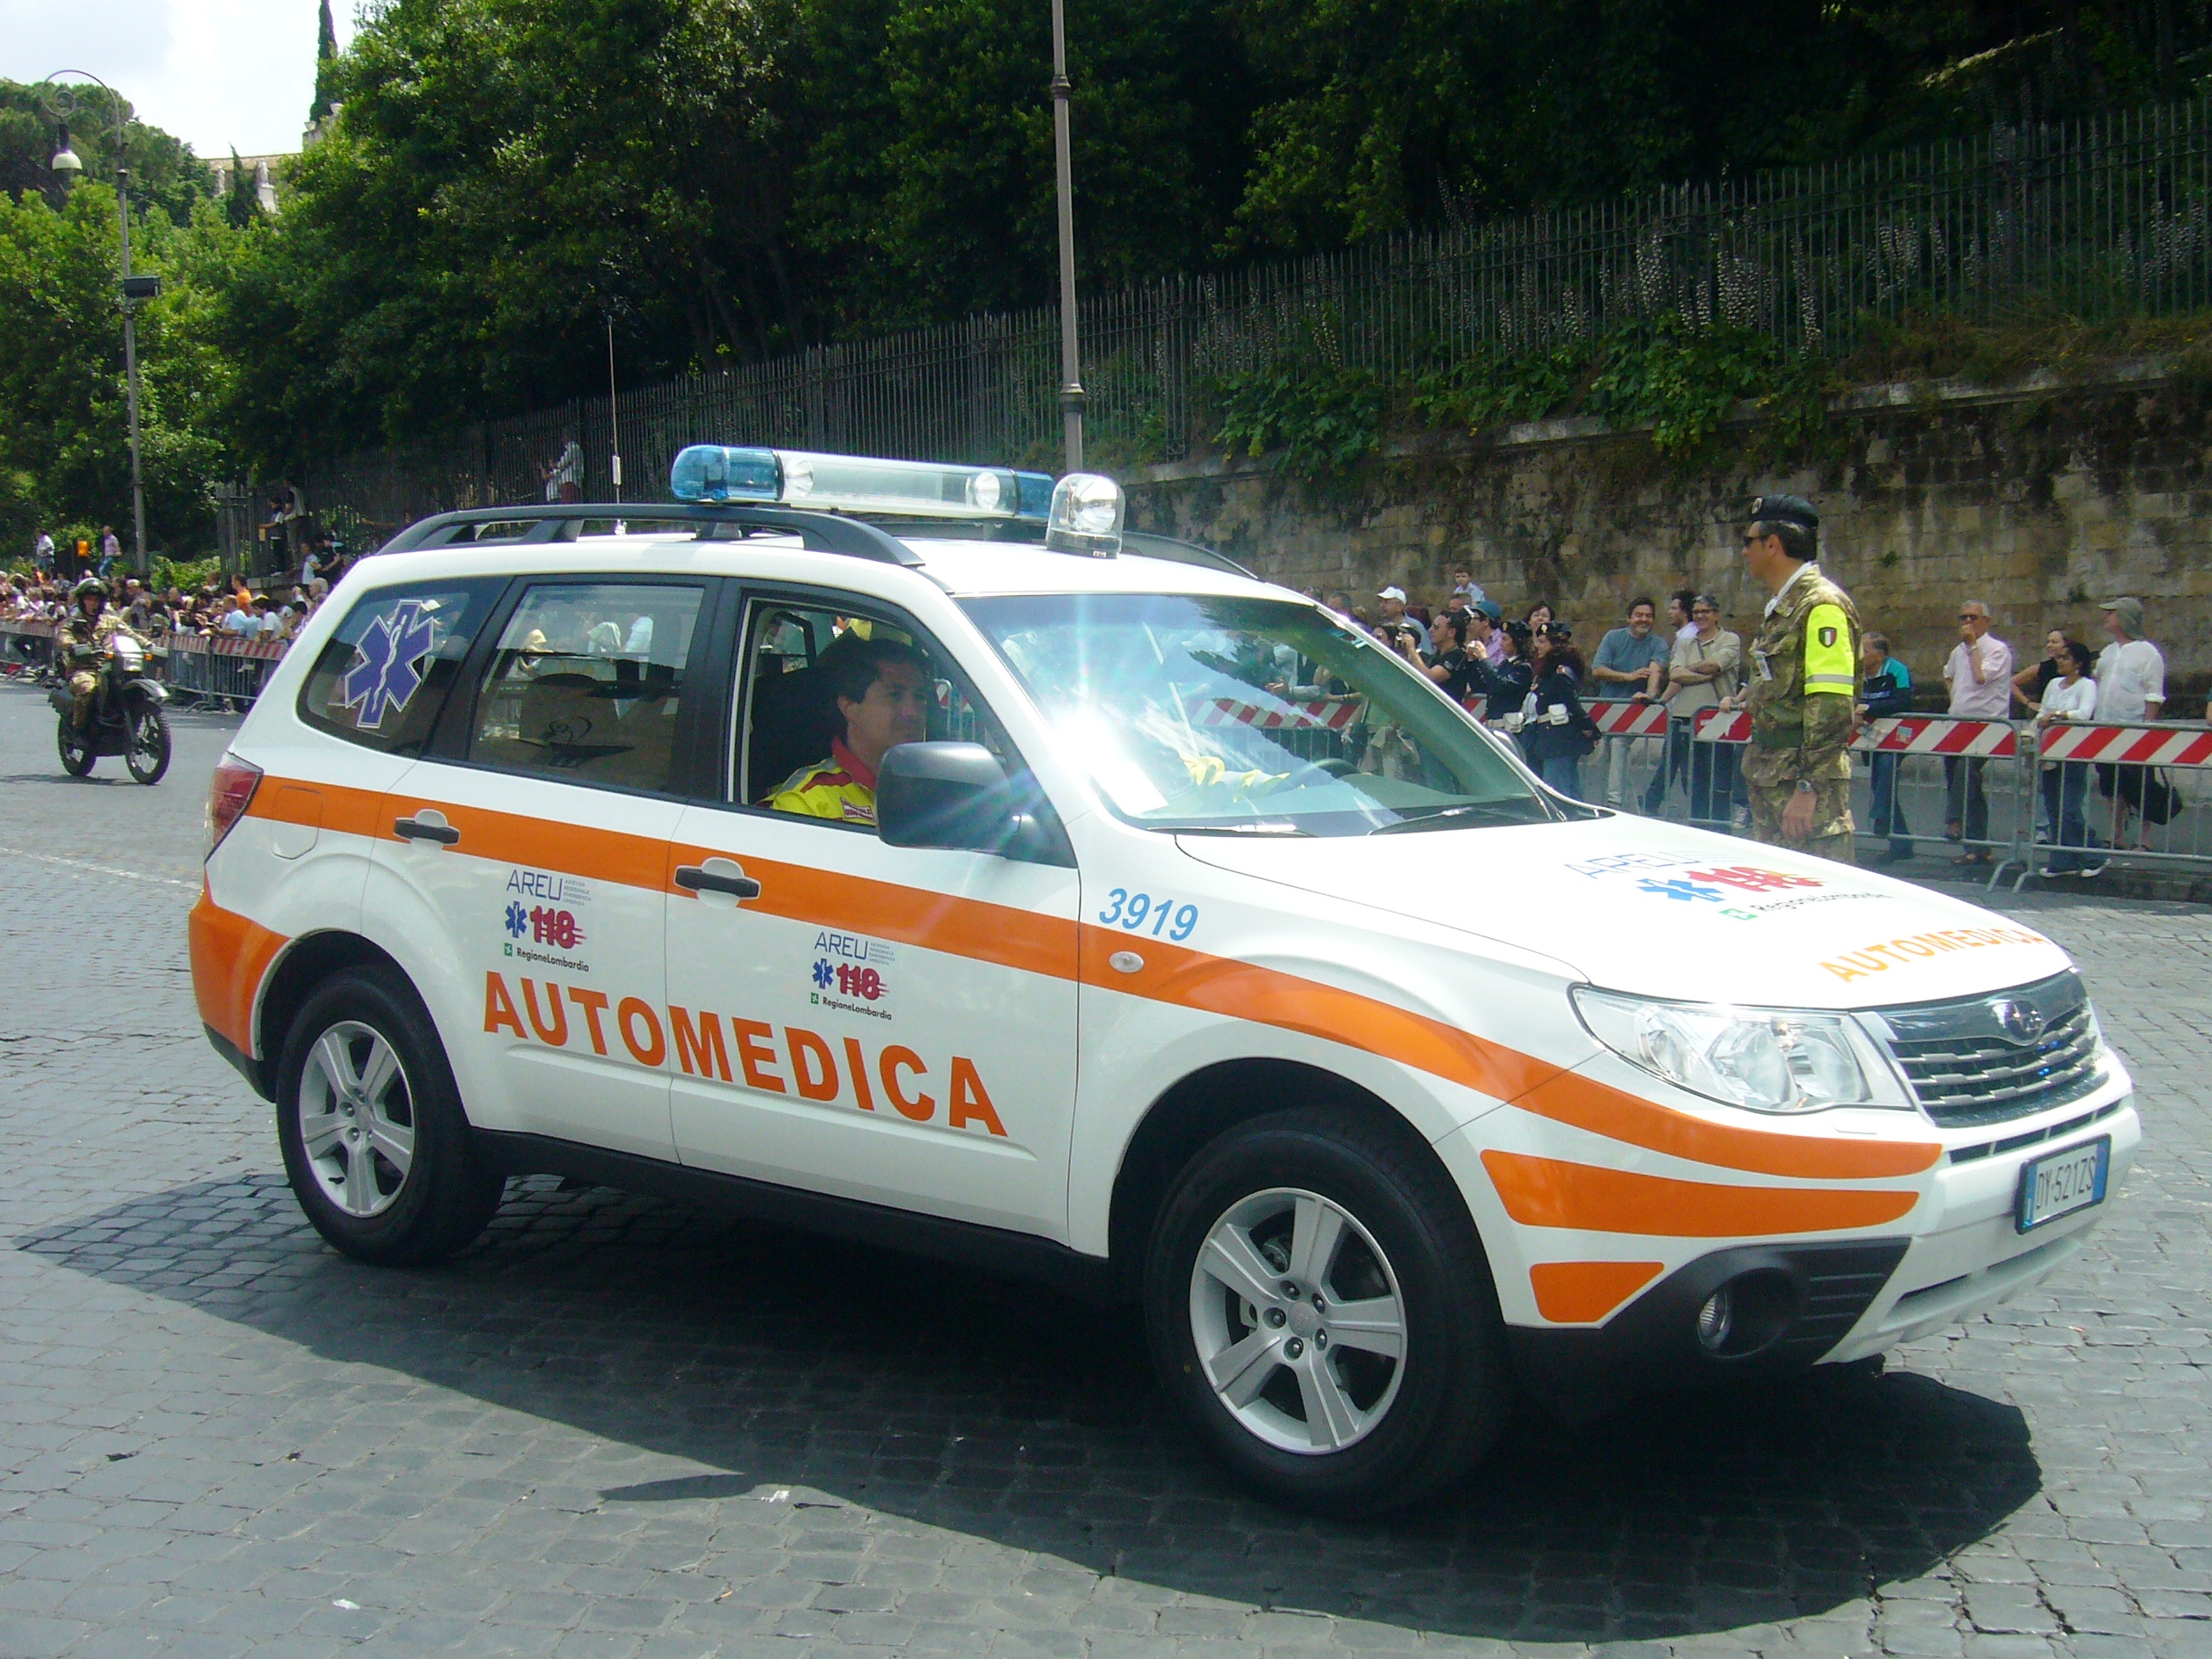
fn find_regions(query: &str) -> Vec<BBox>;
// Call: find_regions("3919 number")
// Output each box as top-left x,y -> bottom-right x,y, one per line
1098,888 -> 1198,941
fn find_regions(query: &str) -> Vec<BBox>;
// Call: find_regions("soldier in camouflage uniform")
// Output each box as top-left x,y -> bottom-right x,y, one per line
56,577 -> 121,732
1731,495 -> 1862,863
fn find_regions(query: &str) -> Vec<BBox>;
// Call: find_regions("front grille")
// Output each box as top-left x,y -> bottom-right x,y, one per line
1873,971 -> 2107,1128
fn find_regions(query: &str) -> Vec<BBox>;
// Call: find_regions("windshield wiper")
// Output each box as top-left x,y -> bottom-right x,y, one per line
1369,801 -> 1548,834
1144,819 -> 1313,836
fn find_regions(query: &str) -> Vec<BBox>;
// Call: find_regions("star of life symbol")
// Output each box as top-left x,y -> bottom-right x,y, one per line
1637,877 -> 1724,903
811,960 -> 834,989
505,902 -> 529,938
338,600 -> 439,730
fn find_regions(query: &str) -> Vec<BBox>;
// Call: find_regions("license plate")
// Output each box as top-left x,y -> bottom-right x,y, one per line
2015,1136 -> 2110,1233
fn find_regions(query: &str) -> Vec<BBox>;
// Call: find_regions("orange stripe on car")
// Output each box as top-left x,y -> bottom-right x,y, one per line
667,840 -> 1079,981
1528,1260 -> 1665,1323
1481,1150 -> 1917,1236
189,886 -> 287,1053
1510,1068 -> 1939,1181
232,775 -> 1944,1184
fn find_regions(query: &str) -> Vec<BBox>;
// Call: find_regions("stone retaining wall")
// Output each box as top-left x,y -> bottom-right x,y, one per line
1123,360 -> 2212,704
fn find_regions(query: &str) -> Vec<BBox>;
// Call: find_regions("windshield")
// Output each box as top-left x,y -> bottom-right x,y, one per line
961,593 -> 1560,836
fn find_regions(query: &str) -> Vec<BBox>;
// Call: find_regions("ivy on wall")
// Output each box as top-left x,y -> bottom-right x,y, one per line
1205,314 -> 1846,481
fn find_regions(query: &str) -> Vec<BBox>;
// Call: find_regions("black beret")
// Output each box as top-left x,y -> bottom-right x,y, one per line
1748,493 -> 1819,531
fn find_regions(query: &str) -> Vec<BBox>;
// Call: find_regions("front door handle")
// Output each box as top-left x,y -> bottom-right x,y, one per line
393,816 -> 461,846
675,863 -> 761,900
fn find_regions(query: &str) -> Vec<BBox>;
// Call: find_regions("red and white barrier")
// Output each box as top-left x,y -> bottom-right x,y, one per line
0,618 -> 56,638
1852,715 -> 2019,758
2041,722 -> 2212,768
1693,708 -> 1752,743
169,632 -> 289,662
1584,700 -> 1670,737
1193,696 -> 1361,732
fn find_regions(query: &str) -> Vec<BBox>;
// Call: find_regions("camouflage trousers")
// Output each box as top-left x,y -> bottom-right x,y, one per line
67,669 -> 98,728
1746,775 -> 1857,865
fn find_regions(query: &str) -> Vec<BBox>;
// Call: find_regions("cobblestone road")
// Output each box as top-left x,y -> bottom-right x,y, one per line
2,680 -> 2209,1659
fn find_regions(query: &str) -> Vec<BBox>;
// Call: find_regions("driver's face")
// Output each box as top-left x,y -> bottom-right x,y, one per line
841,662 -> 930,759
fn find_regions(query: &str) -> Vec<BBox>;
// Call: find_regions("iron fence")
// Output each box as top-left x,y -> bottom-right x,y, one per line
307,97 -> 2212,538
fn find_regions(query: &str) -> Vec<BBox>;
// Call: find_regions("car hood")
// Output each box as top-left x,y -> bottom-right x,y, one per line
1173,811 -> 2073,1010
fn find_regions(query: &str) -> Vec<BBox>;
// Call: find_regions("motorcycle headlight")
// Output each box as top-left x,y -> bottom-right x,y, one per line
1569,986 -> 1914,1114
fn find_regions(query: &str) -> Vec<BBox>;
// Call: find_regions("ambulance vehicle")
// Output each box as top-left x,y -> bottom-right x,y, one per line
191,448 -> 2137,1512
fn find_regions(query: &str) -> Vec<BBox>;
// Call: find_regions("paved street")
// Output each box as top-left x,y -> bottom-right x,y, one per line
1,680 -> 2208,1659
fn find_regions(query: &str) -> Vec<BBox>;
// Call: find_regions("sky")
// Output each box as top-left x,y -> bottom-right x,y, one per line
0,0 -> 353,160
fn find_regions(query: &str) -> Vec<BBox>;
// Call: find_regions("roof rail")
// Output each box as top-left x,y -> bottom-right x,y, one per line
369,502 -> 927,568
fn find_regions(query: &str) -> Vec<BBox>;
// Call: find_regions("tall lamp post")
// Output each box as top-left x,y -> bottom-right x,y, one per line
42,72 -> 152,578
1049,0 -> 1084,472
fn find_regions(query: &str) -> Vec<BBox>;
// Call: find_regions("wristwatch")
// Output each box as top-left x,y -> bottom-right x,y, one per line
1794,779 -> 1815,794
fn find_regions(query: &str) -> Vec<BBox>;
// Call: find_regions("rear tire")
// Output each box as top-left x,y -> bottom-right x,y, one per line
125,706 -> 171,784
275,965 -> 504,1266
1144,1106 -> 1511,1515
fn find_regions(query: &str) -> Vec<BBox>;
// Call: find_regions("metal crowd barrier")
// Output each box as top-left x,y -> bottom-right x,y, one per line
160,633 -> 287,708
2019,719 -> 2212,884
0,617 -> 55,679
1590,700 -> 2212,885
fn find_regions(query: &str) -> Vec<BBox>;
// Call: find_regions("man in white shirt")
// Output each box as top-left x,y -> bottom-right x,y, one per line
222,598 -> 257,637
2093,595 -> 2167,847
2093,596 -> 2165,721
1941,599 -> 2012,863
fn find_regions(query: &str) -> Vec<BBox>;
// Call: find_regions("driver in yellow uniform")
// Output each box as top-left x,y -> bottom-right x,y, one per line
768,637 -> 931,826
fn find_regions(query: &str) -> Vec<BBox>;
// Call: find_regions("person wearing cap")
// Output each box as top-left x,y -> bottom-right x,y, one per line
1375,586 -> 1430,655
1466,599 -> 1506,666
1731,494 -> 1861,861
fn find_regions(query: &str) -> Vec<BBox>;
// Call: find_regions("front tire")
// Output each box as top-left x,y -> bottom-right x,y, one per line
276,966 -> 504,1265
125,705 -> 171,784
56,720 -> 93,775
1144,1106 -> 1510,1514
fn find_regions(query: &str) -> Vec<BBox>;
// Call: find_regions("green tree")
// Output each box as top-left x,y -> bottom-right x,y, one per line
0,79 -> 213,225
0,180 -> 238,554
790,0 -> 1249,331
311,0 -> 342,125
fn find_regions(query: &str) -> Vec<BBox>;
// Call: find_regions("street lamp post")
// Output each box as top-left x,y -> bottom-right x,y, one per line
1049,0 -> 1084,472
42,73 -> 150,579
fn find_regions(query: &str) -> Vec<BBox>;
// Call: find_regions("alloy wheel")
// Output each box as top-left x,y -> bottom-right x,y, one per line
1187,1187 -> 1407,1453
296,1022 -> 417,1218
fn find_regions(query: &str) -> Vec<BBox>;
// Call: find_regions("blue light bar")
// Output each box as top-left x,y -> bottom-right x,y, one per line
670,445 -> 1029,520
670,445 -> 781,503
1015,471 -> 1055,522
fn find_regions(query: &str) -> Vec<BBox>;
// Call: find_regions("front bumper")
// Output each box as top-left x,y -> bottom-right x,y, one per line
1460,1084 -> 2141,1415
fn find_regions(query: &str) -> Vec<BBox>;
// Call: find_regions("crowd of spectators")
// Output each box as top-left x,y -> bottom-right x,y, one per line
1311,574 -> 2201,863
0,571 -> 338,652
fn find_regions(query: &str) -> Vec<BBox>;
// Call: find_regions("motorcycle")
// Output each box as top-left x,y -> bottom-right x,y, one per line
51,632 -> 171,784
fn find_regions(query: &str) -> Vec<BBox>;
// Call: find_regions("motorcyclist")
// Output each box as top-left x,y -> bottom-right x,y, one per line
57,578 -> 137,732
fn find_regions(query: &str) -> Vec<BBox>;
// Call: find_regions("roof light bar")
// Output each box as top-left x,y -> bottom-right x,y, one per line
671,445 -> 1043,520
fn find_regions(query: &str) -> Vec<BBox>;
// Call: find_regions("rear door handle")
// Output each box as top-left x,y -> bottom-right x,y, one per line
394,816 -> 461,845
675,863 -> 761,899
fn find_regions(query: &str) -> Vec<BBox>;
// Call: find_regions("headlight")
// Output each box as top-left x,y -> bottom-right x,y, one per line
1570,986 -> 1914,1114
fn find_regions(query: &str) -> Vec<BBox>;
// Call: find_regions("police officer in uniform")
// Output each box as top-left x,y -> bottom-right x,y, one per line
1735,495 -> 1861,862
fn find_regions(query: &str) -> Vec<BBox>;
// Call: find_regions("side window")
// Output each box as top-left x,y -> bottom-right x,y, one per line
296,578 -> 505,756
737,599 -> 1024,821
468,582 -> 706,795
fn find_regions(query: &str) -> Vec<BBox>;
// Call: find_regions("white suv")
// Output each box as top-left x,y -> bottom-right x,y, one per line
191,448 -> 2137,1513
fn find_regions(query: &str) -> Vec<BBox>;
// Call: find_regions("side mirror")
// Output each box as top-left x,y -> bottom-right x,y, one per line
876,742 -> 1074,866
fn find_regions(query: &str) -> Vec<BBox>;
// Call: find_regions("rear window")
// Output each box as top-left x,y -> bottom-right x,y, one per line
295,578 -> 506,755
